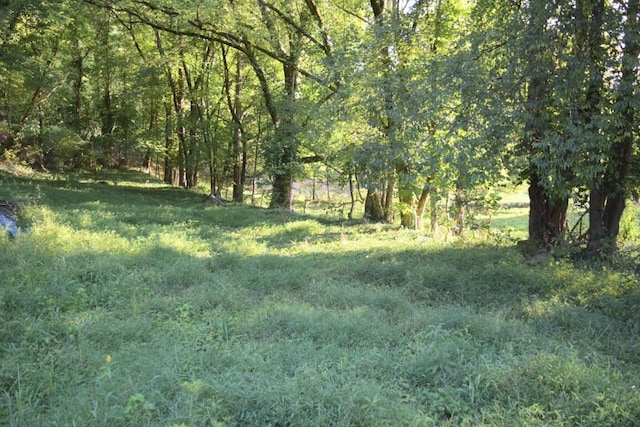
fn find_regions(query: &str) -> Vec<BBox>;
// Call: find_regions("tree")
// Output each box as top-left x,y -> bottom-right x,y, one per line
520,0 -> 571,247
469,0 -> 638,250
82,0 -> 341,208
350,0 -> 478,227
3,0 -> 634,245
588,0 -> 640,251
222,47 -> 247,202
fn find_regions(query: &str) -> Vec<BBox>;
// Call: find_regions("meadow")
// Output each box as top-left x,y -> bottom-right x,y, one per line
1,168 -> 640,426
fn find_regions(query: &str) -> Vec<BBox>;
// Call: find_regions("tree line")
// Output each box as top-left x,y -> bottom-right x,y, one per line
1,0 -> 638,250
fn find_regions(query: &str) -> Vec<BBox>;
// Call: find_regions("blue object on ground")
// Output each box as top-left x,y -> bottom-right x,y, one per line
0,210 -> 18,238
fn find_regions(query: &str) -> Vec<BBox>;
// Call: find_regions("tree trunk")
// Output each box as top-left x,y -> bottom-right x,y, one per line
589,182 -> 606,249
365,188 -> 386,222
415,184 -> 430,230
348,170 -> 356,220
102,73 -> 114,165
384,180 -> 395,222
528,174 -> 568,247
430,188 -> 438,233
156,31 -> 189,187
232,54 -> 245,202
71,37 -> 84,133
163,101 -> 174,185
453,183 -> 466,235
588,0 -> 638,251
400,189 -> 416,229
177,120 -> 187,188
362,0 -> 400,223
269,141 -> 294,209
268,61 -> 299,210
184,99 -> 198,188
521,0 -> 562,248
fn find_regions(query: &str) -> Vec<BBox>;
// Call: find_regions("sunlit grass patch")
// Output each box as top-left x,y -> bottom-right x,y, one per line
2,172 -> 640,426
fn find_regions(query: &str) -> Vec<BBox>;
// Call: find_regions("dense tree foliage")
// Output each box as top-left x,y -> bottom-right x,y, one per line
1,0 -> 638,249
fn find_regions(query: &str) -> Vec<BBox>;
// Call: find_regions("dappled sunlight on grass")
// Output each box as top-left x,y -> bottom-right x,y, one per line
2,170 -> 640,426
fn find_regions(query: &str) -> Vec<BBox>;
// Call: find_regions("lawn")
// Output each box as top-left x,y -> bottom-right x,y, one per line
1,169 -> 640,426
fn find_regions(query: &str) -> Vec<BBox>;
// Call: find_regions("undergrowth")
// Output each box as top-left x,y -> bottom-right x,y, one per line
1,170 -> 640,426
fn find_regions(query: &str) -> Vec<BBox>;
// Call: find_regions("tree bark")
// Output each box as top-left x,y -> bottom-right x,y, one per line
428,187 -> 438,233
453,183 -> 466,235
163,101 -> 175,184
415,184 -> 430,230
268,60 -> 299,210
230,53 -> 246,202
348,170 -> 357,219
400,190 -> 415,229
362,0 -> 399,223
155,31 -> 189,187
588,0 -> 638,251
365,188 -> 386,222
528,174 -> 568,247
521,1 -> 570,247
70,37 -> 84,133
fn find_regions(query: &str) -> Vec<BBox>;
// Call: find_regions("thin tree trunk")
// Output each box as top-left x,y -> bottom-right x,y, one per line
163,101 -> 174,184
430,189 -> 438,233
384,180 -> 395,222
155,31 -> 188,187
71,38 -> 84,132
348,170 -> 356,220
415,184 -> 430,230
232,54 -> 245,202
453,183 -> 466,235
251,112 -> 262,206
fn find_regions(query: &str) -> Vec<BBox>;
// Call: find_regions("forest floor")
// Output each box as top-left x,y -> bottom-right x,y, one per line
2,168 -> 640,426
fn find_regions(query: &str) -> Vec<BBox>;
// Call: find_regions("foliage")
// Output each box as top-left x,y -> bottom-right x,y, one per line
1,0 -> 638,240
1,170 -> 640,425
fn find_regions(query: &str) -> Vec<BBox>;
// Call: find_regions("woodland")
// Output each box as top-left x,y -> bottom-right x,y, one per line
3,2 -> 640,425
1,0 -> 639,248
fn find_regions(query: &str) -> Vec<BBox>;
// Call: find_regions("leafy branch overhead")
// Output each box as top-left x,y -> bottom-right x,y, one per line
0,0 -> 637,249
82,0 -> 338,90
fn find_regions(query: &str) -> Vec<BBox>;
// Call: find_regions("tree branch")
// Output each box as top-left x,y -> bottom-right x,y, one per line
305,0 -> 332,55
82,0 -> 339,94
261,1 -> 327,54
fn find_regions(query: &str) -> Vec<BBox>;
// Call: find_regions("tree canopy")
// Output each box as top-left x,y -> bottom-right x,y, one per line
1,0 -> 638,250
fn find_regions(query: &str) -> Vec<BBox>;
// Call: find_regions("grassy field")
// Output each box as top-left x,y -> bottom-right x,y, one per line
2,169 -> 640,426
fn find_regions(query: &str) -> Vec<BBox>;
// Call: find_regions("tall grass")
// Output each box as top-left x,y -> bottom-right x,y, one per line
1,169 -> 640,426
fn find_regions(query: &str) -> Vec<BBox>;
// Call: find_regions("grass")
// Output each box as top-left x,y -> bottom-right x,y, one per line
1,168 -> 640,426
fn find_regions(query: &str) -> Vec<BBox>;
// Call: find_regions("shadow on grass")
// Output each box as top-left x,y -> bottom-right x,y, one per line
1,169 -> 631,316
2,190 -> 640,425
0,171 -> 290,237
